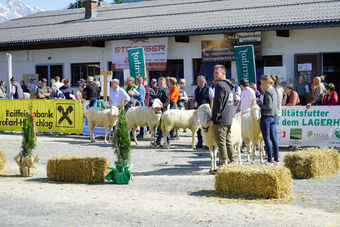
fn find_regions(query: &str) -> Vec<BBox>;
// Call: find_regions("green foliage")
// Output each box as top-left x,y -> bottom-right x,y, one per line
67,1 -> 85,9
21,105 -> 36,157
112,106 -> 130,165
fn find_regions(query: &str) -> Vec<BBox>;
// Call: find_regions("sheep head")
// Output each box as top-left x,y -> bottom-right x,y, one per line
152,98 -> 163,114
110,106 -> 120,118
251,104 -> 261,121
197,104 -> 211,129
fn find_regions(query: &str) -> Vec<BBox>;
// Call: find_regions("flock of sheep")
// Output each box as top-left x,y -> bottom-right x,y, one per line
86,99 -> 264,172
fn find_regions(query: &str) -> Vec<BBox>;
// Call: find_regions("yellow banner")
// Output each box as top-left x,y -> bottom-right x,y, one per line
0,100 -> 84,133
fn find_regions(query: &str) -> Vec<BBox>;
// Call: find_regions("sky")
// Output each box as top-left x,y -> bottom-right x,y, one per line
0,0 -> 112,11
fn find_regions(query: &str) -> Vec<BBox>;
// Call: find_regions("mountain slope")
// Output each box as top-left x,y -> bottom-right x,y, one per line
0,0 -> 43,23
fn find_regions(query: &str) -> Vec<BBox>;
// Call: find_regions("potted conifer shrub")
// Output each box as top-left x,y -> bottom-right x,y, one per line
105,105 -> 132,184
14,105 -> 39,177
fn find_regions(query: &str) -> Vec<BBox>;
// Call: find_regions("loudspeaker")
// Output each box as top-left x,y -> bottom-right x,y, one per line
276,30 -> 290,37
175,36 -> 189,43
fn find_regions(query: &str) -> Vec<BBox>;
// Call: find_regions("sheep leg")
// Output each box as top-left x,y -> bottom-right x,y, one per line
149,128 -> 154,146
251,142 -> 256,164
237,144 -> 242,164
132,126 -> 138,145
259,140 -> 264,164
89,123 -> 96,143
163,130 -> 170,149
247,143 -> 251,162
209,146 -> 216,173
104,127 -> 108,144
191,130 -> 196,149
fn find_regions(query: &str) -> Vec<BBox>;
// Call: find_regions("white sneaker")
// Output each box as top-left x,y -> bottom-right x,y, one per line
265,161 -> 274,166
274,161 -> 280,166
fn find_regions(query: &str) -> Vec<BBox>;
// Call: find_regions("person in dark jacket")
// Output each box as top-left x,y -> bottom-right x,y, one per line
259,75 -> 279,165
153,77 -> 170,147
20,80 -> 30,93
10,76 -> 23,99
193,75 -> 214,148
149,78 -> 158,106
82,76 -> 100,107
208,65 -> 235,166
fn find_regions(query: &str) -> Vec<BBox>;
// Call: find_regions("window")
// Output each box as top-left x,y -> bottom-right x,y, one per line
192,59 -> 231,85
71,63 -> 100,86
149,59 -> 184,82
108,62 -> 124,86
256,55 -> 283,82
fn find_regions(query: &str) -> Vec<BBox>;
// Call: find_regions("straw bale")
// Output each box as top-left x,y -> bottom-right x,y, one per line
47,155 -> 110,183
284,147 -> 340,179
215,164 -> 292,199
0,150 -> 6,172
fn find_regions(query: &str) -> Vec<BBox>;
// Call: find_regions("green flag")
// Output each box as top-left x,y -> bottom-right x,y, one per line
234,45 -> 256,83
128,47 -> 146,80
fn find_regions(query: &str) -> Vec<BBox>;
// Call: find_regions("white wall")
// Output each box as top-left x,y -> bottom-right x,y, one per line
261,27 -> 340,83
1,27 -> 340,96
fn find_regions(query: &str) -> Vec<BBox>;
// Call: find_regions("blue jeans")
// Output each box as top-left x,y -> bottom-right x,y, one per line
260,116 -> 279,162
197,129 -> 203,145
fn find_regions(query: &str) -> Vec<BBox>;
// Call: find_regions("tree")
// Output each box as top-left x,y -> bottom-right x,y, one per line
67,1 -> 85,9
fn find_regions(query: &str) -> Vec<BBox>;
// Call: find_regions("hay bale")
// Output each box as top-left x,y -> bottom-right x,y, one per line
284,147 -> 340,179
215,164 -> 292,199
47,155 -> 110,183
0,150 -> 6,172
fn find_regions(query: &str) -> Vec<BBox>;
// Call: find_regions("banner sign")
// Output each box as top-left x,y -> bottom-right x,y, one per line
128,47 -> 146,80
112,38 -> 168,71
201,32 -> 261,62
234,45 -> 256,84
278,106 -> 340,147
264,66 -> 287,82
0,100 -> 83,133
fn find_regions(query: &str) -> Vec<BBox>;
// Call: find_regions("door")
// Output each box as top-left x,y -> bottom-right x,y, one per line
35,64 -> 63,85
36,65 -> 48,82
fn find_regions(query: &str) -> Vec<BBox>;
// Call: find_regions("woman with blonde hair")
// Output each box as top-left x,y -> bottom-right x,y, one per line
259,75 -> 279,165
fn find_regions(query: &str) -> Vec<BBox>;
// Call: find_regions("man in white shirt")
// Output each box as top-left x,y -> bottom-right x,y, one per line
237,78 -> 256,112
108,79 -> 130,109
54,76 -> 64,90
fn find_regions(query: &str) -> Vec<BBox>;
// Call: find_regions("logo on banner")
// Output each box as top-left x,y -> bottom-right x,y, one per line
277,129 -> 286,139
332,127 -> 340,140
290,128 -> 302,140
56,104 -> 75,128
307,131 -> 330,140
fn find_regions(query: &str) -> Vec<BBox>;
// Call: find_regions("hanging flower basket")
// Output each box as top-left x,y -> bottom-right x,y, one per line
105,162 -> 133,184
14,153 -> 39,177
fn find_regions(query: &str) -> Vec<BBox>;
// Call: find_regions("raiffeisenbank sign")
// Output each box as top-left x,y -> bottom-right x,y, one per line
111,38 -> 168,71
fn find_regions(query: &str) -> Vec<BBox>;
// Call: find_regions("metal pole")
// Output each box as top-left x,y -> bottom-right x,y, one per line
6,53 -> 12,99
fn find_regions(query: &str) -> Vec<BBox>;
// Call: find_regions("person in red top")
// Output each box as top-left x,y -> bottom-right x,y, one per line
282,83 -> 300,106
169,77 -> 180,139
321,83 -> 338,105
169,77 -> 179,109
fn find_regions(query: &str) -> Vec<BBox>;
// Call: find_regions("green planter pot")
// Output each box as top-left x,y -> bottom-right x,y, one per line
105,162 -> 133,184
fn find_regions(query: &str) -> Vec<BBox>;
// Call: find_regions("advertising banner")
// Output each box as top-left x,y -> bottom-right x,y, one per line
0,100 -> 83,133
278,106 -> 340,147
112,38 -> 168,71
234,45 -> 256,83
201,32 -> 261,62
128,47 -> 146,80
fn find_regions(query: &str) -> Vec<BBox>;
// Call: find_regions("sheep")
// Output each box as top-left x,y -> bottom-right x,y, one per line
241,104 -> 264,164
160,109 -> 200,149
196,104 -> 243,172
125,98 -> 163,146
86,106 -> 119,144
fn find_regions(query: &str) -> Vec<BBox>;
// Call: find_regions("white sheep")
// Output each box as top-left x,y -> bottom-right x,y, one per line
196,104 -> 243,172
241,104 -> 264,164
126,98 -> 163,146
86,106 -> 119,144
161,109 -> 200,149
